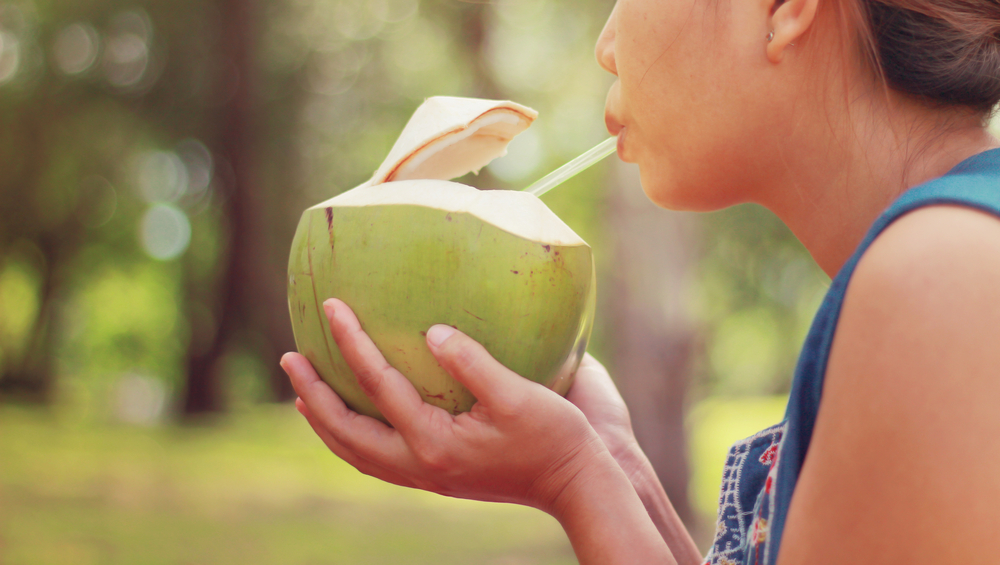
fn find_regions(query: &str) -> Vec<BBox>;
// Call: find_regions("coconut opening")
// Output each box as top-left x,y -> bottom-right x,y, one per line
372,97 -> 537,185
391,111 -> 525,182
315,180 -> 585,247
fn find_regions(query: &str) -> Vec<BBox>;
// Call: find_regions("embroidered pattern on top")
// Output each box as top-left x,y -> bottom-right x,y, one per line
703,422 -> 785,565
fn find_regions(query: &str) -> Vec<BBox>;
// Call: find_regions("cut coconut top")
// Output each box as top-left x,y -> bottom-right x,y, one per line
315,180 -> 585,247
372,96 -> 537,185
326,97 -> 580,245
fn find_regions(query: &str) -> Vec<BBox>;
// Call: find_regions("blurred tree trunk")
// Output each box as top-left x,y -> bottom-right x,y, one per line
0,239 -> 60,402
604,161 -> 702,532
182,0 -> 295,414
0,106 -> 76,403
451,2 -> 504,190
457,4 -> 502,100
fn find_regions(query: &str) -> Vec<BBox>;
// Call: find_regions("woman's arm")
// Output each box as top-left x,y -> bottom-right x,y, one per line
617,444 -> 704,565
282,299 -> 675,564
546,444 -> 679,564
568,357 -> 703,565
777,205 -> 1000,564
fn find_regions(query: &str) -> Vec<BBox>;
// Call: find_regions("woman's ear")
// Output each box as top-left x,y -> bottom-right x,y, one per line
766,0 -> 819,63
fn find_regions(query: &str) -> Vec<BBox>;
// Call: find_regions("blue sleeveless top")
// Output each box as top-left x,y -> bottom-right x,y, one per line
703,148 -> 1000,565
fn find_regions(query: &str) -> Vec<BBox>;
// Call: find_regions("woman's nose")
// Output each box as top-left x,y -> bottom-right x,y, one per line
595,5 -> 618,76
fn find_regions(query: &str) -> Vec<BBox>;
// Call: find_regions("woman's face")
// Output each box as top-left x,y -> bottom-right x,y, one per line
597,0 -> 796,211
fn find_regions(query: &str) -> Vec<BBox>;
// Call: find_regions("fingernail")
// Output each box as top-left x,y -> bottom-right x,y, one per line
323,299 -> 337,320
426,325 -> 457,348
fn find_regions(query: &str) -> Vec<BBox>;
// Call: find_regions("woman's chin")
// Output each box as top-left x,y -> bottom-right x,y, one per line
637,168 -> 736,212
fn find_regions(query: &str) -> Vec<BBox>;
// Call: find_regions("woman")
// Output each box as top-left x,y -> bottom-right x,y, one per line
280,0 -> 1000,561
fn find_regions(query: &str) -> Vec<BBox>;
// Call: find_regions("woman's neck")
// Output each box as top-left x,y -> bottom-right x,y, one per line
758,96 -> 999,278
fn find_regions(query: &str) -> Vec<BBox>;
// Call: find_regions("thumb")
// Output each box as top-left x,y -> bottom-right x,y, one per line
425,324 -> 534,408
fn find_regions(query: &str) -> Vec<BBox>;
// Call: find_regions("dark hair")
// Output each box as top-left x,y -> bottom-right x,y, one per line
856,0 -> 1000,113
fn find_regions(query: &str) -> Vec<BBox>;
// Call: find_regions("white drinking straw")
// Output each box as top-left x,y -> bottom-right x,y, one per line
523,137 -> 618,197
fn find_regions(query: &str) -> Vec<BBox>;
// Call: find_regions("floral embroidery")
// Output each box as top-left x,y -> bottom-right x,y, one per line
716,520 -> 728,537
759,444 -> 778,466
750,517 -> 768,545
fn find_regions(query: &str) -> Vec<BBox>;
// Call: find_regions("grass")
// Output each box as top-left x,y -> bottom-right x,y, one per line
0,395 -> 789,564
0,403 -> 575,565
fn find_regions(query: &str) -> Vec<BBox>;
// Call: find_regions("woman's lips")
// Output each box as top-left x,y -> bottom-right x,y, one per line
604,83 -> 627,159
604,112 -> 624,137
605,112 -> 626,157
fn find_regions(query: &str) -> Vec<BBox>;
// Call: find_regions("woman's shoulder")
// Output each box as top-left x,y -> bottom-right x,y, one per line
850,203 -> 1000,319
837,202 -> 1000,377
775,204 -> 1000,563
839,146 -> 1000,347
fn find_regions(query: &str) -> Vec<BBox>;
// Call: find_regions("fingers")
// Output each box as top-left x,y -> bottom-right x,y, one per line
566,353 -> 632,433
280,351 -> 411,466
425,324 -> 536,409
573,353 -> 625,403
323,299 -> 434,431
295,399 -> 419,490
580,352 -> 608,373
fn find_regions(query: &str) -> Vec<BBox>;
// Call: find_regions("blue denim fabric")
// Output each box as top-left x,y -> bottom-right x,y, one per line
702,148 -> 1000,565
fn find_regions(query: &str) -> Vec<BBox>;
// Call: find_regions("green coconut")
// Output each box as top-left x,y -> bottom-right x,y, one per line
287,96 -> 596,421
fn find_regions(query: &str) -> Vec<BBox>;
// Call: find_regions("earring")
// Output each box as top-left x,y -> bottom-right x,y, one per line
766,30 -> 774,42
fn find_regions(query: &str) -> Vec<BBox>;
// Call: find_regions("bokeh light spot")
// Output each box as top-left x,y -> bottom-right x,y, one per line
302,45 -> 368,96
384,17 -> 448,78
103,10 -> 153,89
54,23 -> 100,75
103,32 -> 148,87
333,1 -> 386,41
76,175 -> 118,228
0,31 -> 22,84
370,0 -> 419,23
140,204 -> 191,261
175,139 -> 214,200
114,373 -> 167,425
137,151 -> 188,203
488,128 -> 545,183
493,0 -> 554,29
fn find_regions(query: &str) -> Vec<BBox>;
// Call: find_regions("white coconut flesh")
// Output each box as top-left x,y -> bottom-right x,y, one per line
314,179 -> 586,247
390,112 -> 527,181
372,96 -> 538,184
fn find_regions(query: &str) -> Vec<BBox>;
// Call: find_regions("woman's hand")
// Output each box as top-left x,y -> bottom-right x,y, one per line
281,298 -> 607,513
282,298 -> 677,564
567,354 -> 644,476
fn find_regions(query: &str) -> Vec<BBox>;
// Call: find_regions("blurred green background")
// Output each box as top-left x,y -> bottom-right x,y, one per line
4,0 -> 994,563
